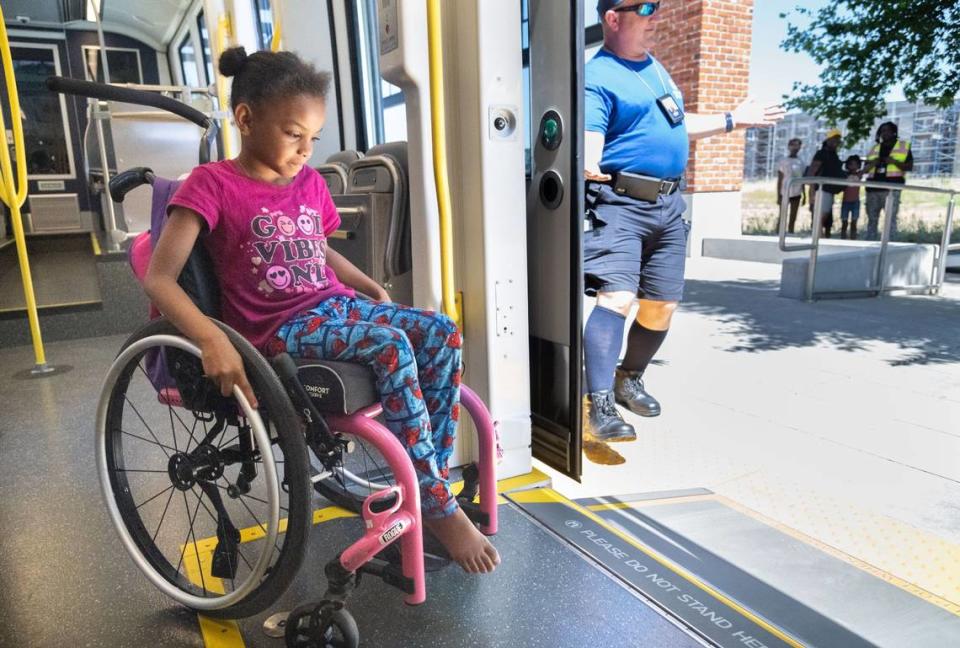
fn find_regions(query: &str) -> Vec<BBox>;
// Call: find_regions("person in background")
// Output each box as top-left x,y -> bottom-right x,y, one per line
864,121 -> 912,240
806,129 -> 846,239
840,155 -> 862,240
777,138 -> 805,234
582,0 -> 784,441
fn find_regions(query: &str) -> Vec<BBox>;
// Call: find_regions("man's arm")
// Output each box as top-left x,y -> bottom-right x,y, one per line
686,98 -> 785,141
584,130 -> 611,181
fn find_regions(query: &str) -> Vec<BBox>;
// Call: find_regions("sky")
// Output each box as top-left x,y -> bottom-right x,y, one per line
748,1 -> 828,107
747,2 -> 907,109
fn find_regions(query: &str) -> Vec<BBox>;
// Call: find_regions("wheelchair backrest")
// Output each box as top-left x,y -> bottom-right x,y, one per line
128,175 -> 222,319
129,175 -> 223,393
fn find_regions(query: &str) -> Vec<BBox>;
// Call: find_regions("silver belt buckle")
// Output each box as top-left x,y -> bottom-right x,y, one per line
659,180 -> 674,195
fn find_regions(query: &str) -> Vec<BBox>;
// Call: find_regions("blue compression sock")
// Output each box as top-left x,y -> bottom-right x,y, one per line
583,306 -> 626,393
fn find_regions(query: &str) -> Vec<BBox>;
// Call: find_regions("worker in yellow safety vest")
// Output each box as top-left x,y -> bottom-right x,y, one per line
863,121 -> 912,240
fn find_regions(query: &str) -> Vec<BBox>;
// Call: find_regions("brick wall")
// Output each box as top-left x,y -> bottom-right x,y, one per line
654,0 -> 754,193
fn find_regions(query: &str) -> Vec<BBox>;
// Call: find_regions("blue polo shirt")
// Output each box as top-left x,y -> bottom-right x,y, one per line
585,49 -> 689,179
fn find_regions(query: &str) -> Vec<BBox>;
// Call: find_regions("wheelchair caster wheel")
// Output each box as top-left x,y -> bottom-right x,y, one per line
285,603 -> 359,648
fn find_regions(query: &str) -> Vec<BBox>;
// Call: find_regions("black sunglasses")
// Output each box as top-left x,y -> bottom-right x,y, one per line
613,2 -> 660,18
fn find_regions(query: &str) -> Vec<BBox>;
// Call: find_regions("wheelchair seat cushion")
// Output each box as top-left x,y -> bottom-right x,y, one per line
295,358 -> 379,415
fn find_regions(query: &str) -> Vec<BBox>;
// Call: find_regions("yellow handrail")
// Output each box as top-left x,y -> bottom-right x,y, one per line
270,0 -> 283,52
0,6 -> 48,370
426,0 -> 460,326
215,12 -> 235,159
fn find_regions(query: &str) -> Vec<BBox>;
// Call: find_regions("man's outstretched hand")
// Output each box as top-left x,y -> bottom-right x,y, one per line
732,97 -> 786,129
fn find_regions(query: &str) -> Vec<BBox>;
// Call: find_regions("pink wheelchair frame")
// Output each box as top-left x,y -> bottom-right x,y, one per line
128,231 -> 499,611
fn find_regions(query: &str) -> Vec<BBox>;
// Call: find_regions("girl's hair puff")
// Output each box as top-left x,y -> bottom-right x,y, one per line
218,46 -> 331,110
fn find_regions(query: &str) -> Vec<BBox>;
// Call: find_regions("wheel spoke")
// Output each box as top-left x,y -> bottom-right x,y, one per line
135,485 -> 175,511
124,396 -> 171,459
116,468 -> 168,474
120,428 -> 177,453
221,477 -> 283,557
168,405 -> 203,454
175,491 -> 203,579
213,483 -> 288,513
218,433 -> 240,450
183,491 -> 208,596
152,486 -> 177,543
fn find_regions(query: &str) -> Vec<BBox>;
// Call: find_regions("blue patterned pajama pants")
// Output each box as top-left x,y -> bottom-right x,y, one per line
269,296 -> 463,519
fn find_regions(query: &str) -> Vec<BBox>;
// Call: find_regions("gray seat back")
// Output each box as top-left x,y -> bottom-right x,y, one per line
327,142 -> 413,305
316,150 -> 362,195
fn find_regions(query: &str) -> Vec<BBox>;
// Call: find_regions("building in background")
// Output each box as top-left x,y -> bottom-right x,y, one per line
744,101 -> 960,181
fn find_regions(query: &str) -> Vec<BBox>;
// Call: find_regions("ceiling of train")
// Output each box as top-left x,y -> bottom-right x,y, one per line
3,0 -> 192,48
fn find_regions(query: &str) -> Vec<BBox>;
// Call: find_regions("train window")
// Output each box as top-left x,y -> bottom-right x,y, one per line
352,0 -> 406,146
6,44 -> 76,179
81,46 -> 143,84
178,33 -> 200,87
253,0 -> 275,50
197,10 -> 215,86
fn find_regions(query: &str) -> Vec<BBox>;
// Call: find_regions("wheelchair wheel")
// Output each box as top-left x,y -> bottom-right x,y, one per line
285,604 -> 359,648
95,318 -> 311,618
312,432 -> 396,514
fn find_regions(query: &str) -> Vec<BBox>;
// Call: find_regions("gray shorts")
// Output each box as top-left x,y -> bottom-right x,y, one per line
583,182 -> 689,302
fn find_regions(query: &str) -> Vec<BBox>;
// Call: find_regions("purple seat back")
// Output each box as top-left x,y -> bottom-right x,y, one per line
127,176 -> 183,392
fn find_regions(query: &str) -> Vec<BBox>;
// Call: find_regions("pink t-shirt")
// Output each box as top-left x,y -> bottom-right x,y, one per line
168,160 -> 354,350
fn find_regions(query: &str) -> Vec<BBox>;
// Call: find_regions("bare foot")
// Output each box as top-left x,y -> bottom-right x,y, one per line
423,508 -> 501,574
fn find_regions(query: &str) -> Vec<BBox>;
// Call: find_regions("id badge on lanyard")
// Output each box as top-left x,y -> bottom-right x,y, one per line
657,93 -> 684,126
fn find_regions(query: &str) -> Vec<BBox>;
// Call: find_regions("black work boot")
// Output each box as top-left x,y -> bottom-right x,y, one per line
614,369 -> 661,417
586,390 -> 637,442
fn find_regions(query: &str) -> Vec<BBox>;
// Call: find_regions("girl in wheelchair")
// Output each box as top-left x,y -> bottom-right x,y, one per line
144,46 -> 499,575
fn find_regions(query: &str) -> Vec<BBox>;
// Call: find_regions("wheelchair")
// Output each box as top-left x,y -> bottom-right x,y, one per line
60,80 -> 501,647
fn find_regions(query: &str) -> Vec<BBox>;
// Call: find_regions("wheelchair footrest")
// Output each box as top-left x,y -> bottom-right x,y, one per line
358,559 -> 415,595
375,540 -> 451,573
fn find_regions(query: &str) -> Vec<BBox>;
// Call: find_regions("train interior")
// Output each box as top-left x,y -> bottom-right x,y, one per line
0,1 -> 958,647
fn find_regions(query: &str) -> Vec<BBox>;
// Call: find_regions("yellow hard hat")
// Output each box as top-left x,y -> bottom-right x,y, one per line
826,128 -> 842,140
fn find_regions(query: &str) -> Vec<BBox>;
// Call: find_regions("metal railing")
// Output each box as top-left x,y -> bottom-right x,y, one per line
779,176 -> 956,301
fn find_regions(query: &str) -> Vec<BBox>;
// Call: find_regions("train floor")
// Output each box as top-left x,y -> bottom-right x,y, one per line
0,334 -> 705,648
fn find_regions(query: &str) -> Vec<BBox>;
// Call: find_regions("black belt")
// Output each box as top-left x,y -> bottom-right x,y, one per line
595,173 -> 682,201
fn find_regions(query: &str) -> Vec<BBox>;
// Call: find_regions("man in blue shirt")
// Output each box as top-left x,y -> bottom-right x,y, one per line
583,0 -> 784,441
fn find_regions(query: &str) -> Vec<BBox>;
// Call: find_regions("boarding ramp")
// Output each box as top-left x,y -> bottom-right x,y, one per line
328,143 -> 413,305
775,177 -> 956,300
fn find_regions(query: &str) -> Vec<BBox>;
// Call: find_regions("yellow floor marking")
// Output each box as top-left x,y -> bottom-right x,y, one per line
511,487 -> 807,648
198,616 -> 246,648
179,469 -> 546,648
90,231 -> 102,256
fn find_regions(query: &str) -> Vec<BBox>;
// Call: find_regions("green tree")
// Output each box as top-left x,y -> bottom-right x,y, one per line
781,1 -> 960,142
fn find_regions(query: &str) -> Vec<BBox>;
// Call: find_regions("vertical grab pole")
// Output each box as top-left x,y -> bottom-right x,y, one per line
934,195 -> 955,296
92,102 -> 122,251
876,190 -> 896,294
269,0 -> 283,52
0,9 -> 51,374
215,12 -> 236,159
805,183 -> 824,301
426,0 -> 461,327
